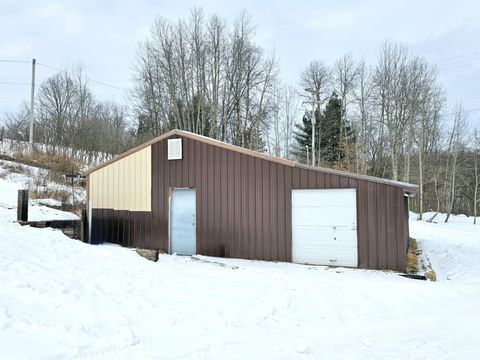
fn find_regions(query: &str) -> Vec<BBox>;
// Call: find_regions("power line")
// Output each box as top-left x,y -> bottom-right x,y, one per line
438,60 -> 480,72
36,62 -> 127,92
461,107 -> 480,114
433,49 -> 480,72
35,62 -> 60,71
435,50 -> 480,64
441,107 -> 480,117
1,59 -> 128,92
0,82 -> 30,86
0,59 -> 30,64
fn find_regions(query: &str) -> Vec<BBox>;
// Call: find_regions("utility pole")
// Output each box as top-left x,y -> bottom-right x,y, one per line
29,58 -> 36,147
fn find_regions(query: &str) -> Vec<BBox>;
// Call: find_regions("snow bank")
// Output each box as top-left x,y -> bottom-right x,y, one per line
410,211 -> 479,224
0,178 -> 78,221
31,198 -> 63,208
410,215 -> 480,284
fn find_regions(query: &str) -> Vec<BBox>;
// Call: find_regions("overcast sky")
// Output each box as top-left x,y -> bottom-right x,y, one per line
1,0 -> 479,126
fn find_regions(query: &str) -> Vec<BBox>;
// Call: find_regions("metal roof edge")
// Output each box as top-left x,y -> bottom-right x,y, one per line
293,163 -> 418,194
83,129 -> 178,176
83,129 -> 419,194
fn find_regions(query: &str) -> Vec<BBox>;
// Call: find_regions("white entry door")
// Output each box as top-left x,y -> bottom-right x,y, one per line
170,188 -> 196,255
292,189 -> 358,267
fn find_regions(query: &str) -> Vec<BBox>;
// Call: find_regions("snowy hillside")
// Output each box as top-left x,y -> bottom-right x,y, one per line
0,139 -> 111,167
0,172 -> 479,359
0,159 -> 84,217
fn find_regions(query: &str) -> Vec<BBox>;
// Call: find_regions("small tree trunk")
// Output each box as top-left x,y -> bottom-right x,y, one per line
418,147 -> 423,220
474,155 -> 478,225
445,153 -> 457,223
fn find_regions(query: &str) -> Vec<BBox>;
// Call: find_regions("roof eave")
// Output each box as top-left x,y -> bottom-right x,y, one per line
293,163 -> 419,192
82,129 -> 420,194
82,129 -> 179,176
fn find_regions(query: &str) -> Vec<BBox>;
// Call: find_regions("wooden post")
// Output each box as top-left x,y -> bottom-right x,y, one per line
17,190 -> 29,222
80,208 -> 88,243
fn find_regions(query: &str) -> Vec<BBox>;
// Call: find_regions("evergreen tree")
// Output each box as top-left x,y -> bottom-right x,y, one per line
293,92 -> 355,166
137,114 -> 153,141
321,92 -> 355,164
293,108 -> 321,164
320,93 -> 342,163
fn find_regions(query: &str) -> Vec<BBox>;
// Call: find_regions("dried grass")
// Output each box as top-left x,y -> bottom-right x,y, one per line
13,149 -> 80,174
406,238 -> 419,273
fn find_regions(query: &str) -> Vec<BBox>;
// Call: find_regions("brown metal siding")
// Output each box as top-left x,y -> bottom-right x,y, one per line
367,182 -> 377,269
90,133 -> 410,271
357,180 -> 368,268
377,184 -> 387,269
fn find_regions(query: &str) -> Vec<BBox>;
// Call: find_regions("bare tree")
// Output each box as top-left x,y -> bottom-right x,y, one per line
300,60 -> 330,165
445,104 -> 467,222
411,60 -> 444,220
473,128 -> 480,224
132,9 -> 278,150
282,85 -> 300,159
334,54 -> 359,150
353,61 -> 375,174
3,66 -> 133,162
372,42 -> 410,181
3,103 -> 30,141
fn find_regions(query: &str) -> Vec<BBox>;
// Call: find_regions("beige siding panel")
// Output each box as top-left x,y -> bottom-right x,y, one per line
135,152 -> 146,208
89,146 -> 152,212
107,164 -> 113,209
89,172 -> 95,208
116,160 -> 122,210
147,148 -> 152,208
135,150 -> 140,209
99,167 -> 106,208
93,169 -> 98,208
97,167 -> 102,208
90,171 -> 95,208
143,148 -> 151,210
141,148 -> 146,209
127,155 -> 133,208
111,161 -> 117,210
115,161 -> 122,210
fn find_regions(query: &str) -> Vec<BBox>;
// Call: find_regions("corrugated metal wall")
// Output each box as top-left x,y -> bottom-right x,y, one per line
90,134 -> 408,271
89,146 -> 152,211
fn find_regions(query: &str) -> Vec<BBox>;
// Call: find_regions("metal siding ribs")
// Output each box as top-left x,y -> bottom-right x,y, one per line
89,132 -> 412,271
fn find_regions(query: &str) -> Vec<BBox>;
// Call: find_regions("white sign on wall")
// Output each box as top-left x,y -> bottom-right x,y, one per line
168,138 -> 182,160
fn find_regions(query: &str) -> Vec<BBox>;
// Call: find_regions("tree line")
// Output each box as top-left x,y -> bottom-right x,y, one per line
290,44 -> 479,221
2,67 -> 134,163
132,9 -> 277,150
1,8 -> 479,220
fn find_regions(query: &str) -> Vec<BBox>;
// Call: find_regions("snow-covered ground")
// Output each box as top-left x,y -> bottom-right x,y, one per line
0,176 -> 479,359
410,212 -> 480,284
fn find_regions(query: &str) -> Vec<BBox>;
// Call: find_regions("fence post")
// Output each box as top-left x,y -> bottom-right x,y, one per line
80,208 -> 88,243
17,190 -> 29,222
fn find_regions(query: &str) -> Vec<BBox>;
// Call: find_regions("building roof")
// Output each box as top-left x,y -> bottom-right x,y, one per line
84,129 -> 418,194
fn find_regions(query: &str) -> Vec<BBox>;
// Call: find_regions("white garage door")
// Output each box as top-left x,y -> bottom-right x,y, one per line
292,188 -> 358,267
